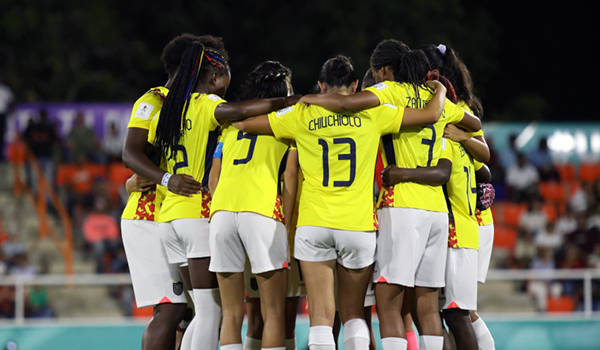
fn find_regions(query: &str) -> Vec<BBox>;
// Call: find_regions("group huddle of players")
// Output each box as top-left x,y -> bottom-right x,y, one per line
120,33 -> 497,350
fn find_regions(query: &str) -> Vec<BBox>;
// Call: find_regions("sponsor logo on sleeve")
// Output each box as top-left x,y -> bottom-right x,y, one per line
207,94 -> 222,102
134,102 -> 154,120
372,82 -> 388,91
276,106 -> 293,117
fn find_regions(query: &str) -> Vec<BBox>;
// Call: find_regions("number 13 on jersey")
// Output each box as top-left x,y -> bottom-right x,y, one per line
318,137 -> 356,187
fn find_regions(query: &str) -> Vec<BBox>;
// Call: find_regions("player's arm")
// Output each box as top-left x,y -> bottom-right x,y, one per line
232,115 -> 274,135
283,148 -> 299,233
214,95 -> 301,123
382,159 -> 452,187
476,163 -> 492,183
122,128 -> 201,197
125,173 -> 153,195
297,90 -> 380,113
208,142 -> 223,197
454,109 -> 482,132
443,124 -> 490,163
401,80 -> 447,127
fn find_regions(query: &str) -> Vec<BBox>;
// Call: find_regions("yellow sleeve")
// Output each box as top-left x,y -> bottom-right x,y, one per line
128,92 -> 164,130
267,105 -> 300,140
473,160 -> 484,171
371,103 -> 404,135
203,94 -> 226,129
468,129 -> 484,137
365,81 -> 394,105
440,137 -> 453,161
444,100 -> 465,125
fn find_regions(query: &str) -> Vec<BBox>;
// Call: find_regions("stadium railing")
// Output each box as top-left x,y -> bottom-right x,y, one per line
7,136 -> 74,274
1,268 -> 600,325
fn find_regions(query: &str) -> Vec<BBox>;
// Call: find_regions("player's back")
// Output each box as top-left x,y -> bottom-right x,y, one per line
154,93 -> 223,222
211,124 -> 290,221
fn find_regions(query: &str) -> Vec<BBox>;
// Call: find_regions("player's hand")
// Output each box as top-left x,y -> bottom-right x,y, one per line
382,165 -> 403,187
426,80 -> 447,94
167,174 -> 202,197
444,124 -> 469,143
125,174 -> 154,194
477,183 -> 495,210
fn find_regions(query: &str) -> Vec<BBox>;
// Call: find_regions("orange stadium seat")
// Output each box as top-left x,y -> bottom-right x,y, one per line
539,182 -> 566,203
502,203 -> 527,228
542,204 -> 558,222
108,162 -> 134,186
579,163 -> 600,183
546,295 -> 575,312
554,164 -> 576,182
132,301 -> 154,318
493,226 -> 517,250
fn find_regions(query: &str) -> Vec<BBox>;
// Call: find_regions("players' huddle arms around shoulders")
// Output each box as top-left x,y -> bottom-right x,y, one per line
122,34 -> 497,350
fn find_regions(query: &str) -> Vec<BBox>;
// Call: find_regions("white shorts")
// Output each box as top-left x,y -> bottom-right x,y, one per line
441,248 -> 478,311
294,226 -> 376,269
121,219 -> 187,307
209,211 -> 288,274
478,224 -> 494,283
374,207 -> 448,288
244,257 -> 306,299
159,218 -> 211,265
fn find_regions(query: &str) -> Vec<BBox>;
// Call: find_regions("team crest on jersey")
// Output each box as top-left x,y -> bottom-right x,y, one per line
173,281 -> 183,296
134,102 -> 154,120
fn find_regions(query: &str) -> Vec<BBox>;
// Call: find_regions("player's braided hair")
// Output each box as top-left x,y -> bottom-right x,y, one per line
318,55 -> 356,88
161,33 -> 200,76
370,40 -> 431,94
154,36 -> 229,160
426,71 -> 458,104
238,61 -> 292,100
420,44 -> 483,117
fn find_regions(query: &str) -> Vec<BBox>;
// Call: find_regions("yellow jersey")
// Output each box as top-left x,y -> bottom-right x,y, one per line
366,81 -> 465,212
268,102 -> 404,232
154,93 -> 224,223
122,87 -> 169,221
440,138 -> 479,250
210,123 -> 290,222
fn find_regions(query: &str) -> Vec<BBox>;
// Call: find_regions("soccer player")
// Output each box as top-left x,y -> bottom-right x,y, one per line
234,55 -> 448,350
207,61 -> 299,350
128,38 -> 299,350
120,33 -> 199,350
421,44 -> 496,350
298,40 -> 482,350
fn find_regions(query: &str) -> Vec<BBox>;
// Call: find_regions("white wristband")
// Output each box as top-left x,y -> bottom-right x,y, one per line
161,172 -> 173,187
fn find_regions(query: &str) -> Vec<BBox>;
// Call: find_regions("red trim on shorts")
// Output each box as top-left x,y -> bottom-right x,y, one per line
376,275 -> 388,283
447,301 -> 460,309
159,296 -> 172,304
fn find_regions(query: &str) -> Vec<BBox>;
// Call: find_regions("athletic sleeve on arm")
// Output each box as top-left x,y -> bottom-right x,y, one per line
440,137 -> 453,161
127,92 -> 164,130
468,129 -> 484,137
267,105 -> 300,140
372,104 -> 404,135
204,94 -> 227,128
445,100 -> 465,125
213,142 -> 223,159
473,159 -> 483,171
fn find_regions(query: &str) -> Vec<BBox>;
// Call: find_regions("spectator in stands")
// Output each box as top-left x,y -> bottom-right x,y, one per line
0,286 -> 15,318
514,228 -> 537,268
68,112 -> 99,162
570,181 -> 594,214
2,233 -> 26,259
0,79 -> 15,161
588,244 -> 600,268
519,198 -> 549,234
535,222 -> 562,250
555,206 -> 579,237
8,253 -> 36,277
22,110 -> 57,192
101,122 -> 123,163
82,197 -> 120,273
500,133 -> 519,169
593,179 -> 600,204
506,153 -> 540,202
528,247 -> 556,311
586,204 -> 600,230
565,216 -> 600,255
26,285 -> 54,318
0,249 -> 7,275
528,137 -> 559,181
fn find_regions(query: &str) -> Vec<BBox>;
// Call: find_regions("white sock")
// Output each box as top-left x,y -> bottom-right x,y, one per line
179,316 -> 196,350
472,317 -> 496,350
382,337 -> 408,350
244,337 -> 262,350
343,318 -> 370,350
190,288 -> 221,350
308,325 -> 335,350
286,337 -> 297,350
221,344 -> 243,350
419,335 -> 443,350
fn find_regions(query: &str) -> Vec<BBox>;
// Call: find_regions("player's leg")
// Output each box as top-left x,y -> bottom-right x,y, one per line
441,248 -> 479,350
175,218 -> 221,350
471,224 -> 495,350
363,274 -> 376,350
285,297 -> 301,350
402,292 -> 419,350
240,212 -> 289,349
122,219 -> 187,350
413,211 -> 449,350
301,259 -> 337,350
244,297 -> 264,350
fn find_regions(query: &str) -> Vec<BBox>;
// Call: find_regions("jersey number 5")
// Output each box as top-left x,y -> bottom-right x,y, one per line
318,137 -> 356,187
234,131 -> 258,165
